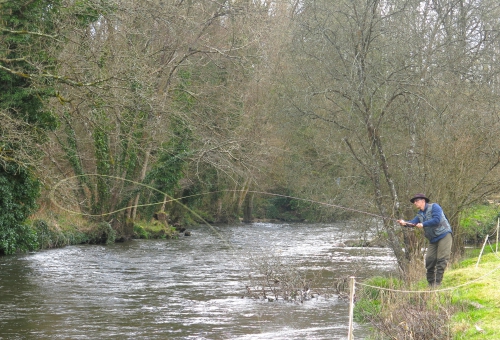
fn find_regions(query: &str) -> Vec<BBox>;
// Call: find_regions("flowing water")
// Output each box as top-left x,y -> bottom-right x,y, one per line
0,222 -> 397,339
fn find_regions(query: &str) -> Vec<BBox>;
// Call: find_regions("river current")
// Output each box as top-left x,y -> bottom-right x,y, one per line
0,222 -> 397,339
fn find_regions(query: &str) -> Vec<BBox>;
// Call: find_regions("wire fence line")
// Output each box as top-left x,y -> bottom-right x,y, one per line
348,231 -> 500,340
355,223 -> 500,294
356,260 -> 500,294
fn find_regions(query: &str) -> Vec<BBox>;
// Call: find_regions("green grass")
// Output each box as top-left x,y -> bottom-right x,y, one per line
29,210 -> 178,250
445,246 -> 500,339
133,221 -> 177,239
355,243 -> 500,339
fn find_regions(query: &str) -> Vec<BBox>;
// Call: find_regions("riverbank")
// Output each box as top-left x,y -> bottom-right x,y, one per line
355,243 -> 500,339
447,245 -> 500,339
29,211 -> 179,251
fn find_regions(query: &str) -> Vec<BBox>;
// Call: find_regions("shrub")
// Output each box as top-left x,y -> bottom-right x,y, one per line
89,222 -> 116,244
33,219 -> 51,249
243,254 -> 324,303
354,276 -> 403,322
355,276 -> 455,339
32,218 -> 93,249
133,221 -> 177,239
133,224 -> 149,239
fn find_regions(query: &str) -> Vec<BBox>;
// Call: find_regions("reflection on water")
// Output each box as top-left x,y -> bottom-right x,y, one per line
0,222 -> 396,339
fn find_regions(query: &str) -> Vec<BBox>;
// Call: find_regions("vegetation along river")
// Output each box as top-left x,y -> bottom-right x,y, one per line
0,222 -> 397,339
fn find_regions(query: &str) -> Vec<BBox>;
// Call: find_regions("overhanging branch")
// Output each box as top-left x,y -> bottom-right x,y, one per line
1,28 -> 61,42
0,63 -> 114,86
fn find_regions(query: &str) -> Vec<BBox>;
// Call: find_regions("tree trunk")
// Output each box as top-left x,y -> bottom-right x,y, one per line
132,143 -> 152,220
242,193 -> 254,223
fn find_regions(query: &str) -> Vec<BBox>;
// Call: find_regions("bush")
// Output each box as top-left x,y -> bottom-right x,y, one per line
32,218 -> 95,249
33,219 -> 51,249
355,276 -> 455,339
243,254 -> 325,303
0,222 -> 38,255
133,224 -> 149,239
133,221 -> 177,239
354,276 -> 403,322
89,222 -> 116,244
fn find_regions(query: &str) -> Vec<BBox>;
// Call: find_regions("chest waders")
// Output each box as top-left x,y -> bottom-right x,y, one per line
417,204 -> 453,286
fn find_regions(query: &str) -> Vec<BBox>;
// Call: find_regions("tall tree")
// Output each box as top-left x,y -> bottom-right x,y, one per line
47,0 -> 270,225
0,0 -> 62,253
281,0 -> 500,273
0,0 -> 128,252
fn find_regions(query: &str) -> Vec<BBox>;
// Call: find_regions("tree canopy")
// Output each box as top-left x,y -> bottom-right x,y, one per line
2,0 -> 500,269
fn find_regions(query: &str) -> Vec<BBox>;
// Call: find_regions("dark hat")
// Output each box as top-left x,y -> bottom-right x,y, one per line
410,193 -> 429,203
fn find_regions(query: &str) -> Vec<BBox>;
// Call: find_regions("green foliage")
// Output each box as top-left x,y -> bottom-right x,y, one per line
0,0 -> 59,130
117,109 -> 147,180
31,213 -> 137,249
89,222 -> 116,244
66,0 -> 113,25
133,224 -> 150,239
58,111 -> 95,213
353,276 -> 403,322
459,203 -> 500,244
172,69 -> 196,111
60,111 -> 85,176
32,219 -> 89,248
0,165 -> 41,254
0,222 -> 38,255
255,188 -> 347,223
261,188 -> 306,222
93,126 -> 112,214
361,276 -> 395,299
0,70 -> 57,130
133,221 -> 177,239
0,0 -> 66,254
354,295 -> 382,322
143,117 -> 191,216
33,219 -> 51,248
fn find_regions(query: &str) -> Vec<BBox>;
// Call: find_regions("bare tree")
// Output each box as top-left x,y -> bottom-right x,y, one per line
279,0 -> 500,273
45,0 -> 273,223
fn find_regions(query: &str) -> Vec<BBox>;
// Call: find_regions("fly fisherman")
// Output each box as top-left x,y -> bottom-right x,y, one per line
397,193 -> 453,287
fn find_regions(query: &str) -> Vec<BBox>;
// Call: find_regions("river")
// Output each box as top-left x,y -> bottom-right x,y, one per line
0,222 -> 397,339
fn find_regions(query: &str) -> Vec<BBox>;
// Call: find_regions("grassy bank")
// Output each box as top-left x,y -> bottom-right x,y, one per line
449,202 -> 500,338
447,245 -> 500,339
28,211 -> 178,251
355,243 -> 500,339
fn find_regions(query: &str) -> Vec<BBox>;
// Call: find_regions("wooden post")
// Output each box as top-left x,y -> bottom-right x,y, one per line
348,276 -> 356,340
496,218 -> 499,254
476,234 -> 489,268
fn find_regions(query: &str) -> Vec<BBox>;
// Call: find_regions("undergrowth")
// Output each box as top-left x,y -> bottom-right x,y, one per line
355,242 -> 500,339
25,209 -> 177,252
355,276 -> 457,339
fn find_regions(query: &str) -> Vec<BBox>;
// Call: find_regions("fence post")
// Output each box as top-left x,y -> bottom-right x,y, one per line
348,276 -> 356,340
476,234 -> 489,268
496,218 -> 499,254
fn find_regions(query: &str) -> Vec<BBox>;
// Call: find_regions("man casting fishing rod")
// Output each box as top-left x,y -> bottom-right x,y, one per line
397,193 -> 453,287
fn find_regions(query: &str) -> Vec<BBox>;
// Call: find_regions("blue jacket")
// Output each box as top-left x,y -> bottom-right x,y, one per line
408,203 -> 452,243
